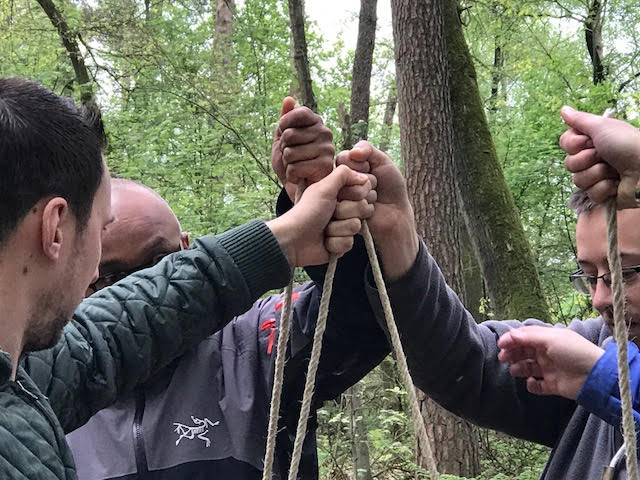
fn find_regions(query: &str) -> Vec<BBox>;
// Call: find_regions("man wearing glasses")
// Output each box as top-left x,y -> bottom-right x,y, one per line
331,110 -> 640,479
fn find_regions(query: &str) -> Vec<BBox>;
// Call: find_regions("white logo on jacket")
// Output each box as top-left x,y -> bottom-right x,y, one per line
173,416 -> 220,447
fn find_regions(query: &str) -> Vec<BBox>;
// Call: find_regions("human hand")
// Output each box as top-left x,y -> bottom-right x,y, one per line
271,97 -> 335,201
267,165 -> 374,267
497,325 -> 604,400
560,106 -> 640,208
336,141 -> 418,280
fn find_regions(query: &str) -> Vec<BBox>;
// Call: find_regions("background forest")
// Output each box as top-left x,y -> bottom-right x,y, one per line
3,0 -> 640,477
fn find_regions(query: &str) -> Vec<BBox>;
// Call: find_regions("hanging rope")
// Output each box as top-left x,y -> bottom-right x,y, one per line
605,198 -> 639,480
261,183 -> 440,479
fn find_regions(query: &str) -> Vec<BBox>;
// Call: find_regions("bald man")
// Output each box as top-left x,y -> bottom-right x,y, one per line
85,179 -> 188,296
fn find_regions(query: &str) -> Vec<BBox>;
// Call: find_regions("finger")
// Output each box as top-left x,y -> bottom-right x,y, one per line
336,150 -> 371,173
497,345 -> 537,363
285,156 -> 335,183
283,141 -> 335,165
349,141 -> 392,170
281,123 -> 332,147
279,106 -> 322,131
564,148 -> 600,173
497,325 -> 552,350
585,179 -> 619,204
337,181 -> 373,202
561,106 -> 605,137
307,165 -> 369,201
326,218 -> 363,237
325,235 -> 354,256
571,161 -> 619,189
280,97 -> 297,118
334,200 -> 375,220
559,130 -> 594,155
526,376 -> 555,396
508,360 -> 543,378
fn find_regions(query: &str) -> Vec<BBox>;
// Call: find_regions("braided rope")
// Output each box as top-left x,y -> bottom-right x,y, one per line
262,184 -> 306,480
361,222 -> 439,478
263,190 -> 439,479
287,254 -> 338,480
605,198 -> 639,479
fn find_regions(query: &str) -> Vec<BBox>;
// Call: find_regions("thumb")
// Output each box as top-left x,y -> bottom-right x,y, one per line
310,165 -> 368,200
561,106 -> 602,136
349,141 -> 390,169
280,96 -> 297,117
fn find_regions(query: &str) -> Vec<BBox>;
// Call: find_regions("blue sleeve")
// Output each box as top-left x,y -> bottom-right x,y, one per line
577,341 -> 640,429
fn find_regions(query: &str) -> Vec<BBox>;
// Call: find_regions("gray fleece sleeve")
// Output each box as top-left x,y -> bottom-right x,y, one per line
366,241 -> 604,447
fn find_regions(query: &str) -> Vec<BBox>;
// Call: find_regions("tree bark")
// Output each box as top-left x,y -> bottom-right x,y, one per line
347,0 -> 377,149
391,0 -> 480,475
585,0 -> 606,85
287,0 -> 317,112
213,0 -> 235,69
444,0 -> 550,322
378,86 -> 396,153
348,382 -> 373,480
35,0 -> 97,110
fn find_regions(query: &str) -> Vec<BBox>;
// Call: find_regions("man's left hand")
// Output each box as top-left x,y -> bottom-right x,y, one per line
271,97 -> 335,201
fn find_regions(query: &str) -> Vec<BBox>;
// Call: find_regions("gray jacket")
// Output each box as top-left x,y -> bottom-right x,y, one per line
367,242 -> 630,479
64,236 -> 389,479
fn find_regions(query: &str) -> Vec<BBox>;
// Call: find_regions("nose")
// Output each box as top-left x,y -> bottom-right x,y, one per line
591,277 -> 613,313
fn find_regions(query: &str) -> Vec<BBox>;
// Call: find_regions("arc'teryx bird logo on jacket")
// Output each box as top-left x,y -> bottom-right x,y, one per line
173,416 -> 220,447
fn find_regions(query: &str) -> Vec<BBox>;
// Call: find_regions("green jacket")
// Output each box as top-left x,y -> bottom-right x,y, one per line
1,220 -> 290,479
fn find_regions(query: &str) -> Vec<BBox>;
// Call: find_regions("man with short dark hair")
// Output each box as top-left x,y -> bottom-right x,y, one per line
0,77 -> 372,480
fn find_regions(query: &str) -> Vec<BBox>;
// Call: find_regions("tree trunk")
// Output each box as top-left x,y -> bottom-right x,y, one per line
378,86 -> 397,153
390,0 -> 480,475
213,0 -> 235,70
444,0 -> 551,322
585,0 -> 605,85
35,0 -> 97,111
287,0 -> 317,112
348,382 -> 373,480
347,0 -> 377,149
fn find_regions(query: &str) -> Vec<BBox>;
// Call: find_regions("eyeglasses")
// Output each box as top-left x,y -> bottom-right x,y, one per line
569,265 -> 640,295
87,242 -> 184,296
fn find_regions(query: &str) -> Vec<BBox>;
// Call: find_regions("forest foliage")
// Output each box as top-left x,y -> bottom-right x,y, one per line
3,0 -> 640,477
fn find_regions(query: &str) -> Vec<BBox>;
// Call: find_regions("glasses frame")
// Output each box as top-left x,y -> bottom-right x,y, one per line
569,264 -> 640,295
87,242 -> 184,295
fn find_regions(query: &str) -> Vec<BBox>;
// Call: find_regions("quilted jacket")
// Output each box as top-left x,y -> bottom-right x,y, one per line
2,220 -> 290,479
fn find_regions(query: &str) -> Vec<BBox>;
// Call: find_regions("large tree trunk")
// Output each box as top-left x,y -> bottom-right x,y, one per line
346,0 -> 377,149
287,0 -> 317,112
213,0 -> 235,70
444,0 -> 550,322
390,0 -> 480,475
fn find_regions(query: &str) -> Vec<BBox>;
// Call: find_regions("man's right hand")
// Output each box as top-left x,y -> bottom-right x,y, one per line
336,141 -> 418,281
267,165 -> 374,268
560,106 -> 640,207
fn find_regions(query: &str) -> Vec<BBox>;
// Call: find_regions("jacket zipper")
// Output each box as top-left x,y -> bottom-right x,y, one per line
133,389 -> 150,478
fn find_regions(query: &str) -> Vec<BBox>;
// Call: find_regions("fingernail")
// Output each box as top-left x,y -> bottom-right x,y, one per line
561,105 -> 576,116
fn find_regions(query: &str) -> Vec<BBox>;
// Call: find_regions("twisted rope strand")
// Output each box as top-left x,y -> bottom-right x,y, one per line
361,221 -> 439,478
261,274 -> 295,480
262,183 -> 306,480
605,198 -> 639,480
287,255 -> 338,480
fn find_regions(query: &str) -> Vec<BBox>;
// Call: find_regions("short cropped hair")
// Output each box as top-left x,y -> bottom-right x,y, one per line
568,189 -> 597,215
0,77 -> 104,246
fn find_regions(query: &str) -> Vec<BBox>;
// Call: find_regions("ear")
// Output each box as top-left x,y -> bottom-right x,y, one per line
180,231 -> 190,249
41,197 -> 69,261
